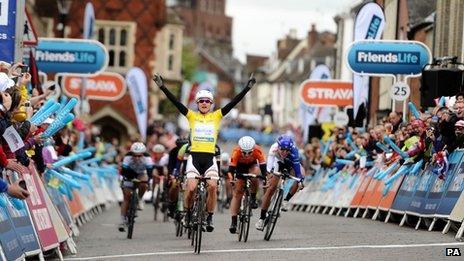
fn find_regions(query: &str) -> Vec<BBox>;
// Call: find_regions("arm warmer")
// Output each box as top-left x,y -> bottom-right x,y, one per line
221,86 -> 251,116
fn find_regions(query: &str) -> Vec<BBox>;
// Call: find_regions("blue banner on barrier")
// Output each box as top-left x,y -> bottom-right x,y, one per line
407,166 -> 437,215
436,156 -> 464,216
0,196 -> 24,261
390,171 -> 422,212
4,195 -> 41,255
47,186 -> 74,228
420,151 -> 463,215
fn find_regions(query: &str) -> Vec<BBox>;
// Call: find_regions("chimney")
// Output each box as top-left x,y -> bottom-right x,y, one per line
308,23 -> 318,48
289,28 -> 297,39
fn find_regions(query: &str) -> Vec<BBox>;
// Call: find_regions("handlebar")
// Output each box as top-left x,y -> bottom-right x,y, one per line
272,171 -> 302,182
237,173 -> 260,179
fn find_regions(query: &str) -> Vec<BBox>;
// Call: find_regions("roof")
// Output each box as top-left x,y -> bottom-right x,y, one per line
167,7 -> 184,25
407,0 -> 436,29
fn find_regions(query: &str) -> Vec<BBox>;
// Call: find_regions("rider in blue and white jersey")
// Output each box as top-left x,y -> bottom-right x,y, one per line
255,135 -> 305,230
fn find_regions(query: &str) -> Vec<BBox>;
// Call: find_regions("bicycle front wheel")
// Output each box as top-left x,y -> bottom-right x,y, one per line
127,192 -> 138,239
194,190 -> 206,254
264,189 -> 283,241
243,193 -> 252,242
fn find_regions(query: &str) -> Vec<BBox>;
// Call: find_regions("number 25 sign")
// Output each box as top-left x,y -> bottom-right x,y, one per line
390,82 -> 410,101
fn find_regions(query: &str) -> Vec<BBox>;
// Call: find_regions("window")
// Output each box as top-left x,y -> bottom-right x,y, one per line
109,50 -> 115,66
98,28 -> 105,43
119,51 -> 126,67
94,20 -> 136,72
298,59 -> 304,73
168,55 -> 174,71
169,34 -> 175,50
120,29 -> 127,46
109,29 -> 116,45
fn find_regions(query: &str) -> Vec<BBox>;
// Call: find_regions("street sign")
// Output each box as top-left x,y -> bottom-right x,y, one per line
299,80 -> 353,107
23,8 -> 38,46
347,40 -> 431,76
32,38 -> 108,74
60,72 -> 126,101
390,82 -> 410,101
334,111 -> 349,126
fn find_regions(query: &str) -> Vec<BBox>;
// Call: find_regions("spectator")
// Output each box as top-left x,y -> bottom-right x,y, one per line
436,106 -> 458,152
454,100 -> 464,120
456,92 -> 464,103
388,111 -> 403,133
0,179 -> 29,199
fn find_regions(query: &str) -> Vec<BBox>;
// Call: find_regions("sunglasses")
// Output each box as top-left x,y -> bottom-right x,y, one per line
279,148 -> 291,152
241,150 -> 253,155
197,99 -> 212,104
133,154 -> 143,158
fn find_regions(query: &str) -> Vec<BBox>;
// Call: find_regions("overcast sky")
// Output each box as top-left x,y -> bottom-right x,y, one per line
226,0 -> 354,63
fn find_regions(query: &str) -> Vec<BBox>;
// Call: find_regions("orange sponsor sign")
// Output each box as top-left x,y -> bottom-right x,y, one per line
299,80 -> 353,107
62,72 -> 126,101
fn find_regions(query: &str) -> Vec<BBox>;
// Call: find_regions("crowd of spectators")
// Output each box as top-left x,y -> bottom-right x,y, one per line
0,61 -> 117,201
298,93 -> 464,180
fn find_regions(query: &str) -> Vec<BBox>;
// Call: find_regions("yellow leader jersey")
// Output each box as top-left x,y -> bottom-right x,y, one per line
186,109 -> 222,154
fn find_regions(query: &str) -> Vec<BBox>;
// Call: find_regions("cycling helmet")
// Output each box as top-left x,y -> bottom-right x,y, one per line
152,144 -> 165,153
195,89 -> 214,102
238,136 -> 255,152
220,152 -> 230,162
277,135 -> 294,150
130,142 -> 146,154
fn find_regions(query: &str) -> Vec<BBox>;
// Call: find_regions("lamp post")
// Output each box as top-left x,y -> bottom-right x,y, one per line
56,0 -> 73,38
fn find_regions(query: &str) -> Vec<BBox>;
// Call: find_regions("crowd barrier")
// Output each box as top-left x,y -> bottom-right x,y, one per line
290,149 -> 464,241
0,149 -> 122,261
219,128 -> 278,146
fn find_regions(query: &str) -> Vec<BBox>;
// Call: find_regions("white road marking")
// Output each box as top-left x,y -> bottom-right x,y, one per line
65,242 -> 464,260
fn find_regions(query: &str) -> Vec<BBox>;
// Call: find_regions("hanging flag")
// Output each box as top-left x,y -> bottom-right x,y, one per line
352,2 -> 386,119
83,2 -> 95,39
300,64 -> 332,143
126,67 -> 148,141
28,49 -> 42,94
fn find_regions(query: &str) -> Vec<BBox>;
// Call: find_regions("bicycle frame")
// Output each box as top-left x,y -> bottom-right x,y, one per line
237,173 -> 257,242
191,176 -> 212,254
123,178 -> 148,239
264,171 -> 300,241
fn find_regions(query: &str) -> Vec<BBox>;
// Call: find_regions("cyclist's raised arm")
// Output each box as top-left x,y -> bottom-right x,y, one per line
153,74 -> 188,116
220,75 -> 256,116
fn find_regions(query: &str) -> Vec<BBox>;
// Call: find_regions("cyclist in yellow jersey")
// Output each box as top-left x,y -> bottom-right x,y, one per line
153,74 -> 255,232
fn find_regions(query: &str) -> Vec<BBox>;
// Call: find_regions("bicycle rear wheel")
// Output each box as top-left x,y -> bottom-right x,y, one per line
264,189 -> 283,241
127,192 -> 138,239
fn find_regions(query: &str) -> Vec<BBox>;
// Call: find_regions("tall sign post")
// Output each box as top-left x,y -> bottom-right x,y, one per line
80,2 -> 95,116
347,40 -> 431,121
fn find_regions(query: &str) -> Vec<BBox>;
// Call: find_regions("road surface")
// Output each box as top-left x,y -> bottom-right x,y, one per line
64,204 -> 463,261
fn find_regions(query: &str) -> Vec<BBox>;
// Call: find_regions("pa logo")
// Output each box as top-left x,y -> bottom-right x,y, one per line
446,248 -> 461,256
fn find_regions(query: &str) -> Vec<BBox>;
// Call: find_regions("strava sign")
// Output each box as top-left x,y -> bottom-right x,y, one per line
61,72 -> 126,101
299,80 -> 353,107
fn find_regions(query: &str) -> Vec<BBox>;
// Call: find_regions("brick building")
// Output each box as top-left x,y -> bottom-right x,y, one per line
28,0 -> 184,142
171,0 -> 239,106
